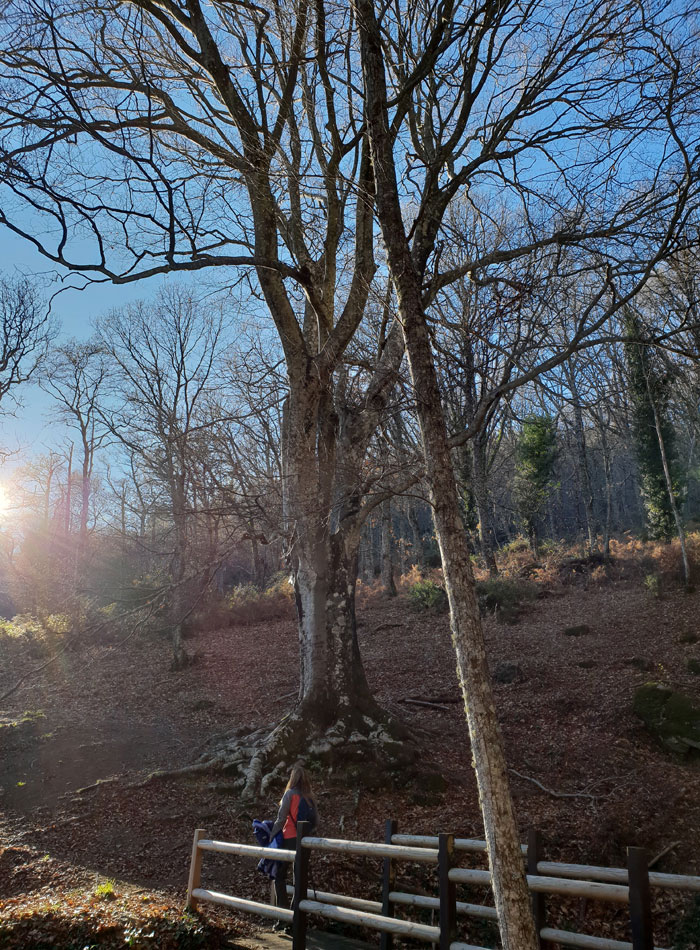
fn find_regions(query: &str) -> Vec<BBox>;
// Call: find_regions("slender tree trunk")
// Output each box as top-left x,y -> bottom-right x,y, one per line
65,443 -> 73,536
120,487 -> 126,539
566,369 -> 596,552
472,433 -> 498,575
600,425 -> 613,561
407,504 -> 424,568
380,498 -> 397,595
169,479 -> 189,669
356,5 -> 538,942
647,385 -> 691,586
397,310 -> 537,946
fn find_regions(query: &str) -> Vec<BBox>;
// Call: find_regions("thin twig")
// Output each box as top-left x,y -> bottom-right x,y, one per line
400,698 -> 451,711
649,841 -> 681,868
509,769 -> 601,801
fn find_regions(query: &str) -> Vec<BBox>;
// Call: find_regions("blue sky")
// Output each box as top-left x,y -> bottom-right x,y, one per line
0,228 -> 165,460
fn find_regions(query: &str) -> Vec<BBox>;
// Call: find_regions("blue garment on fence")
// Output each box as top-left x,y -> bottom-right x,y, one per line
252,819 -> 283,880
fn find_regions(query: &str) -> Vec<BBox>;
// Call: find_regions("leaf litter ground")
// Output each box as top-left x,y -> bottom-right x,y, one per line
1,573 -> 700,947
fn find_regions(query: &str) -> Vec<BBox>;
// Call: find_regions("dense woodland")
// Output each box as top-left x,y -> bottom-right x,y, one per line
2,0 -> 700,946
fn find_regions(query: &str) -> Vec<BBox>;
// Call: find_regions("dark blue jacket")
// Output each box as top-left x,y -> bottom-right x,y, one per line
252,819 -> 283,880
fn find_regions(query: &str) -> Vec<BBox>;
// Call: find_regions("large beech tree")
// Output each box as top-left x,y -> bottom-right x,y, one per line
0,0 -> 410,770
353,0 -> 700,943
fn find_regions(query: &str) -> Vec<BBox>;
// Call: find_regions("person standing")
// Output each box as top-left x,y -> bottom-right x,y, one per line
268,763 -> 318,919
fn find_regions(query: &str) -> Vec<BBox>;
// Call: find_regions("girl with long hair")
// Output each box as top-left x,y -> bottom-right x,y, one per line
268,763 -> 318,921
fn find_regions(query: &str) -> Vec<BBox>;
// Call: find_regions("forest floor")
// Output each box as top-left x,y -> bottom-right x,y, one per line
1,554 -> 700,948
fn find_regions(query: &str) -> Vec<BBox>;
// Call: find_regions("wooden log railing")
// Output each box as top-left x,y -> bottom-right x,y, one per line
185,822 -> 699,950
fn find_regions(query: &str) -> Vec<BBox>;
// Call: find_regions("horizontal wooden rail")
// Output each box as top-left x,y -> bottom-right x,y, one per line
392,833 -> 526,855
284,883 -> 499,923
298,898 -> 440,942
197,839 -> 295,861
450,943 -> 493,950
540,927 -> 669,950
448,868 -> 630,902
540,930 -> 633,950
301,836 -> 438,863
537,861 -> 700,893
392,835 -> 700,893
285,884 -> 382,915
190,888 -> 293,922
389,890 -> 498,921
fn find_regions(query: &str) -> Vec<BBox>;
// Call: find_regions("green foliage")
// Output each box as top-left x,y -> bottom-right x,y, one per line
0,614 -> 44,638
408,579 -> 448,612
475,577 -> 537,623
644,573 -> 663,599
624,314 -> 684,541
93,880 -> 116,901
0,710 -> 46,731
222,578 -> 294,625
513,414 -> 558,551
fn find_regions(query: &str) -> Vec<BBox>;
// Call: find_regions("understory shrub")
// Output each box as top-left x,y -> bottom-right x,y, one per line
475,577 -> 537,623
225,575 -> 294,625
408,578 -> 448,612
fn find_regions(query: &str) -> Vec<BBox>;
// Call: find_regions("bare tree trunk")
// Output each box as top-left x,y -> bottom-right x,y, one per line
282,382 -> 384,732
598,418 -> 613,560
646,383 -> 691,586
472,432 -> 498,575
397,310 -> 537,946
380,498 -> 397,595
566,367 -> 596,552
407,503 -> 424,568
356,4 -> 538,941
80,426 -> 91,544
65,443 -> 73,536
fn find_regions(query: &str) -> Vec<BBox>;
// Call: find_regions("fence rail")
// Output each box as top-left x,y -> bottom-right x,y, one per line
185,821 -> 697,949
393,834 -> 700,893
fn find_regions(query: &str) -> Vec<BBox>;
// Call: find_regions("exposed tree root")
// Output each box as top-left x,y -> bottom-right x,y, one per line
196,705 -> 427,800
125,705 -> 434,800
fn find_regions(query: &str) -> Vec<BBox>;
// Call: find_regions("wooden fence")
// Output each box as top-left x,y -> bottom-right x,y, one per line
186,821 -> 700,950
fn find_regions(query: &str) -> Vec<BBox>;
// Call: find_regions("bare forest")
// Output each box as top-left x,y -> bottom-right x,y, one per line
2,0 -> 700,947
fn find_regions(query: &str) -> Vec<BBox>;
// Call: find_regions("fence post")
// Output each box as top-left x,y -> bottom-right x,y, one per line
293,820 -> 311,950
186,828 -> 206,912
381,819 -> 398,950
438,833 -> 457,950
528,828 -> 546,948
628,846 -> 653,950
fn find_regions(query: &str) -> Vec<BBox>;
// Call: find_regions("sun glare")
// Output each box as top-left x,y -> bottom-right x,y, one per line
0,484 -> 10,515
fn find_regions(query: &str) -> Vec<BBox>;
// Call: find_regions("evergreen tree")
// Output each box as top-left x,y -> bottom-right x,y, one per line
514,414 -> 558,555
624,317 -> 683,541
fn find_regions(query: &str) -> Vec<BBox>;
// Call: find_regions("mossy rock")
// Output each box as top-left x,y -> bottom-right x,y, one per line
633,683 -> 700,754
